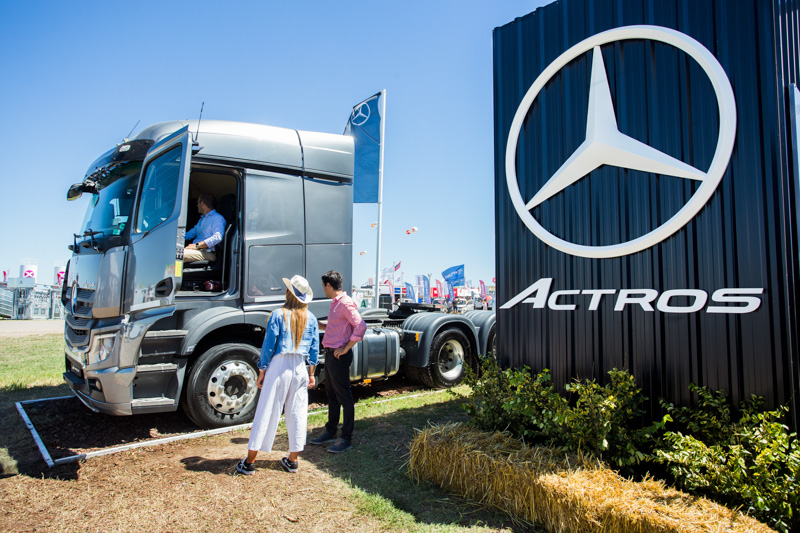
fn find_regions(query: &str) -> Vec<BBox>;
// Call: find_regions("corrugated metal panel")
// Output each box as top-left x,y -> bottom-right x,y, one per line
0,287 -> 13,318
494,0 -> 800,423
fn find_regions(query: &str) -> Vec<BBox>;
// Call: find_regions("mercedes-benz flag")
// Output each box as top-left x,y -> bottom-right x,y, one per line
345,92 -> 384,203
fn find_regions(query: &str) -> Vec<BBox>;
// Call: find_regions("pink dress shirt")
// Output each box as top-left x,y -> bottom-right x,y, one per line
322,292 -> 367,349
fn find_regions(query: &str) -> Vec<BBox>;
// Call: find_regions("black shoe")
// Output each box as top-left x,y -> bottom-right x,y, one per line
310,430 -> 337,445
236,458 -> 255,475
327,438 -> 353,454
280,457 -> 298,473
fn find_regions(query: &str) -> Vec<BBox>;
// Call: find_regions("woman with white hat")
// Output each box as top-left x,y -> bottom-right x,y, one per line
236,274 -> 319,474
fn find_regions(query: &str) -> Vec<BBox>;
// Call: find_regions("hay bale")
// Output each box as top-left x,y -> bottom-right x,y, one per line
407,423 -> 773,533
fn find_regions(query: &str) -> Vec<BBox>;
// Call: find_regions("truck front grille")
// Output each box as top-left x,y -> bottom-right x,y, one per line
66,325 -> 89,346
64,287 -> 95,347
66,314 -> 90,329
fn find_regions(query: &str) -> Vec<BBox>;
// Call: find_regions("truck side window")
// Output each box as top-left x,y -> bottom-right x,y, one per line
135,146 -> 182,233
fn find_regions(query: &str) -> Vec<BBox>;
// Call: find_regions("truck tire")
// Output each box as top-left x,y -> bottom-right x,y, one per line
182,341 -> 260,429
403,362 -> 435,388
486,324 -> 497,360
428,328 -> 473,388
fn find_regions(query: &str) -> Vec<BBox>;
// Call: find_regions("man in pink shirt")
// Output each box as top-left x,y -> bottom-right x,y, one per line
310,270 -> 366,453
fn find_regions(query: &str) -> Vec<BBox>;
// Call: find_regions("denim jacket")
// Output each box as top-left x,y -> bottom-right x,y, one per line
258,309 -> 319,370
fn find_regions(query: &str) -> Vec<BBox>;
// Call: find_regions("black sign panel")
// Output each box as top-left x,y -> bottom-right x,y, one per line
494,0 -> 800,423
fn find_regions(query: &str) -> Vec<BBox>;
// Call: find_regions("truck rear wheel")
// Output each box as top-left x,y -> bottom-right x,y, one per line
428,328 -> 473,388
182,341 -> 260,429
486,324 -> 497,360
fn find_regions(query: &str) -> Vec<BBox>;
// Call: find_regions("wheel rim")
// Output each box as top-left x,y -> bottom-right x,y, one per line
438,339 -> 464,380
206,360 -> 258,414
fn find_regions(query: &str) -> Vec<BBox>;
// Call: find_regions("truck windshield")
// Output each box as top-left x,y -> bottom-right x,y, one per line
79,162 -> 142,237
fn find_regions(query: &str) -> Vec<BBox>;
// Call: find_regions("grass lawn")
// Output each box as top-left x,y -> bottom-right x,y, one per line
0,333 -> 540,532
0,334 -> 65,390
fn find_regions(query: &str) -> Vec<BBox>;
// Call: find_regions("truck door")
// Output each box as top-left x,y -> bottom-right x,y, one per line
127,127 -> 192,312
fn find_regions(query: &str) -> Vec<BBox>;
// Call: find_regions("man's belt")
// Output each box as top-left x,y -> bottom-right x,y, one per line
323,347 -> 346,354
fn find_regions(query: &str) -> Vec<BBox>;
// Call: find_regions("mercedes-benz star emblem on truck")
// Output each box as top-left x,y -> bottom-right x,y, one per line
505,25 -> 737,259
70,281 -> 79,316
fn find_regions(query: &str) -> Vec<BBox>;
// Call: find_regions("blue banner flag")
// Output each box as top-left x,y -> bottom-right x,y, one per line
447,281 -> 455,300
344,92 -> 383,203
405,282 -> 415,301
442,264 -> 465,287
422,275 -> 431,304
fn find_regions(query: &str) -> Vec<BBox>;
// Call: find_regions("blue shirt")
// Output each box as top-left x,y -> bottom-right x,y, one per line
185,209 -> 226,251
259,309 -> 319,370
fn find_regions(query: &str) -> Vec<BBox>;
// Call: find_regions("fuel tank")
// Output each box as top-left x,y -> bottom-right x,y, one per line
350,327 -> 402,381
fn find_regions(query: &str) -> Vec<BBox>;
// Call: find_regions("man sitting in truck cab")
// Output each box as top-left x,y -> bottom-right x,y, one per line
184,193 -> 226,263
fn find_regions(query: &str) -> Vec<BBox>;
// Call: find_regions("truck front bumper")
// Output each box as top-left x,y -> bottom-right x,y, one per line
63,367 -> 133,416
63,329 -> 135,416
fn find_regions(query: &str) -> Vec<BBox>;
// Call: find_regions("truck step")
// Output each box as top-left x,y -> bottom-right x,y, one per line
144,329 -> 188,338
135,363 -> 179,373
130,398 -> 175,408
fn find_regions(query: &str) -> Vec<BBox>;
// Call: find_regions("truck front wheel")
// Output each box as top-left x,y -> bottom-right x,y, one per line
182,342 -> 260,429
428,328 -> 473,388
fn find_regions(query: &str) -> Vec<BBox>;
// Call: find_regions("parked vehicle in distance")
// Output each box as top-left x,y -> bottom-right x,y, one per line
61,119 -> 496,428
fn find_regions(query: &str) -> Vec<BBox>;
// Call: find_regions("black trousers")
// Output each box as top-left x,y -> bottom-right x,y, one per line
324,348 -> 354,440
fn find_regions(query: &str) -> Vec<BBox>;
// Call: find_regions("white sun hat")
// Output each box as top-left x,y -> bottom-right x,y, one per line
283,275 -> 313,303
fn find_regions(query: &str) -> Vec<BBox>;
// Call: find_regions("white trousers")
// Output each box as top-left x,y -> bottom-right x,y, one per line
247,353 -> 309,453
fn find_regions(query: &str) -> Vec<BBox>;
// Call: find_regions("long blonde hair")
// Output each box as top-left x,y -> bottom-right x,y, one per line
282,289 -> 309,350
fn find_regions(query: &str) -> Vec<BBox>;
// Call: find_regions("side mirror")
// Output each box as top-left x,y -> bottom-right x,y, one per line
67,182 -> 96,201
67,183 -> 84,201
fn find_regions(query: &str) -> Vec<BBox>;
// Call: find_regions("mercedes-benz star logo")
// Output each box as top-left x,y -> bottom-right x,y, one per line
505,25 -> 737,259
70,281 -> 79,315
351,103 -> 371,126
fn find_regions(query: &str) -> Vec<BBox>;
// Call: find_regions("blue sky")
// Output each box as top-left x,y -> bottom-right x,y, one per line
0,0 -> 550,290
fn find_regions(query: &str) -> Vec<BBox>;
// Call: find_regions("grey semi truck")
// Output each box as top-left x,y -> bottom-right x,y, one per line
61,119 -> 496,428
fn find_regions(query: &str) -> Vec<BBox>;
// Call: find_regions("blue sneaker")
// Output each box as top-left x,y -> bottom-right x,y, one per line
310,430 -> 337,445
327,438 -> 353,454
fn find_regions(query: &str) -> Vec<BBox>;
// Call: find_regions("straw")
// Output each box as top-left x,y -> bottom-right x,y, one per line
407,423 -> 773,533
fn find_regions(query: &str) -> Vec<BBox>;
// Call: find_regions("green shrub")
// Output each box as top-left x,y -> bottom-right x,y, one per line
656,386 -> 800,532
503,365 -> 566,443
463,359 -> 665,468
462,357 -> 527,435
558,370 -> 667,467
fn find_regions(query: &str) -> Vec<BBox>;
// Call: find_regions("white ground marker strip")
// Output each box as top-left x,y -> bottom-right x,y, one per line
15,398 -> 64,468
17,389 -> 450,467
51,422 -> 256,466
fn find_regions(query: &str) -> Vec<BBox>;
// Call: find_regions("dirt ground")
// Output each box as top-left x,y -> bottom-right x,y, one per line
1,375 -> 526,532
0,424 -> 394,532
0,319 -> 65,338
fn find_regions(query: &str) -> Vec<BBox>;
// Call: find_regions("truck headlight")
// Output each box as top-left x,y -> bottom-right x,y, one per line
88,334 -> 116,365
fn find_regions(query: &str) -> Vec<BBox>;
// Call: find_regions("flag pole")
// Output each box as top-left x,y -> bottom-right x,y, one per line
374,89 -> 387,308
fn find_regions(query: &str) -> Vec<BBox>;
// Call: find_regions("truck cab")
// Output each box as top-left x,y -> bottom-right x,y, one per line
63,120 -> 354,428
